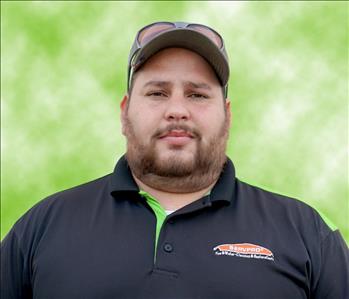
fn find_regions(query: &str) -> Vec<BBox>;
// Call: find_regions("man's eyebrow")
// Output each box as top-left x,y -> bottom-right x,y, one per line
142,80 -> 212,90
143,80 -> 172,88
183,81 -> 212,90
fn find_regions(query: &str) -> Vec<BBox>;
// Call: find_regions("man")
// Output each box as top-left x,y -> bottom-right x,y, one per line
1,21 -> 348,299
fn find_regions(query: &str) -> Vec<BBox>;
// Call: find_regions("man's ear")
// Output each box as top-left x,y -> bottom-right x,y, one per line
225,99 -> 232,127
120,94 -> 129,136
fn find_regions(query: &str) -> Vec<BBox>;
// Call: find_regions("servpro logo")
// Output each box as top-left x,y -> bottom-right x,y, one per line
213,243 -> 274,261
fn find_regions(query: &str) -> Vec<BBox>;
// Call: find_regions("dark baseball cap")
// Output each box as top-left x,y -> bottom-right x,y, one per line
127,21 -> 230,97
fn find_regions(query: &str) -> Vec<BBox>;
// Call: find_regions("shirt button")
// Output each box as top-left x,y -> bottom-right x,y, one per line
163,243 -> 173,253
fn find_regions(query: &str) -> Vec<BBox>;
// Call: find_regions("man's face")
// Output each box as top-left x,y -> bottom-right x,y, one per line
121,47 -> 231,192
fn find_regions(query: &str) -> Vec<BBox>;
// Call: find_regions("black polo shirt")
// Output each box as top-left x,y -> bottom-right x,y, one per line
1,156 -> 348,299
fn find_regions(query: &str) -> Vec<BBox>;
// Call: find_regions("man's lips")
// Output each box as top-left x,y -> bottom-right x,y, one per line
158,130 -> 194,146
159,130 -> 194,139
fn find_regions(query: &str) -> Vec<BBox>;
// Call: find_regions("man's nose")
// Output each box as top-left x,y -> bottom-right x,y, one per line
164,96 -> 190,121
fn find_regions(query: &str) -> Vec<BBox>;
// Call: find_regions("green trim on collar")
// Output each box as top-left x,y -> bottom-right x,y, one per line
139,189 -> 212,262
139,190 -> 167,260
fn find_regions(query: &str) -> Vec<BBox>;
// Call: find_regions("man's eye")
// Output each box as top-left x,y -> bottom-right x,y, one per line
146,91 -> 167,97
188,93 -> 208,100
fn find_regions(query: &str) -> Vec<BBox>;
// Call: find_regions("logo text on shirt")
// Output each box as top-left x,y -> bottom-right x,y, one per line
213,243 -> 274,261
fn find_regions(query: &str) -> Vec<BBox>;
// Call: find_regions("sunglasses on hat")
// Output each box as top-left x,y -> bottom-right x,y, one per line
127,21 -> 230,97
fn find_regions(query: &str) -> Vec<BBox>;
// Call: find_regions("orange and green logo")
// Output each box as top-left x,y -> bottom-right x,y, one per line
213,243 -> 274,261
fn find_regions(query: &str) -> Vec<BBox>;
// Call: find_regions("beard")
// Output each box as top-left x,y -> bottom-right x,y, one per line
124,115 -> 230,193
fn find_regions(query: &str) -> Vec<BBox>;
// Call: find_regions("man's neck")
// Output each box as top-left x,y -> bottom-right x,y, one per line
133,175 -> 216,211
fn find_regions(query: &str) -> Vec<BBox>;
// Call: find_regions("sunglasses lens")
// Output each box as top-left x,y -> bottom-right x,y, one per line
188,24 -> 223,48
138,23 -> 223,49
138,23 -> 175,46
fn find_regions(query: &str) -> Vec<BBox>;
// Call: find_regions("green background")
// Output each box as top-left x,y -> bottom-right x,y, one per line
1,1 -> 348,243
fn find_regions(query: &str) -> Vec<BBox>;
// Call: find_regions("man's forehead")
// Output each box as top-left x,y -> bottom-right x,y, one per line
139,48 -> 218,75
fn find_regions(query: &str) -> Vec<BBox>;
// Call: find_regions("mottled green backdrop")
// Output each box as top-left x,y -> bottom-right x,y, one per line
1,1 -> 348,243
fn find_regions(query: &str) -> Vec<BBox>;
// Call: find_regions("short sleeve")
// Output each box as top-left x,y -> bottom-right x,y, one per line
311,230 -> 349,299
1,228 -> 33,299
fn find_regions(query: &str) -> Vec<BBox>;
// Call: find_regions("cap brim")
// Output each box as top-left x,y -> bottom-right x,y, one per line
132,29 -> 229,86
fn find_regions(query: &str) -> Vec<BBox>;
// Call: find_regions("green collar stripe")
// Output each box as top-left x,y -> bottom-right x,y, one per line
139,190 -> 167,257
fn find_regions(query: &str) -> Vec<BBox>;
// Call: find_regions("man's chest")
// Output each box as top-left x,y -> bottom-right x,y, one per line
31,210 -> 310,299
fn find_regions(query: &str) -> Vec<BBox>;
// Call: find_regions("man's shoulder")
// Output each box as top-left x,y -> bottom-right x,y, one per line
235,178 -> 334,240
11,173 -> 113,236
38,173 -> 113,206
54,173 -> 112,198
236,178 -> 313,210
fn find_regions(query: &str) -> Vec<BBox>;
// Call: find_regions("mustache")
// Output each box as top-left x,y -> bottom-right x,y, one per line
152,124 -> 201,139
